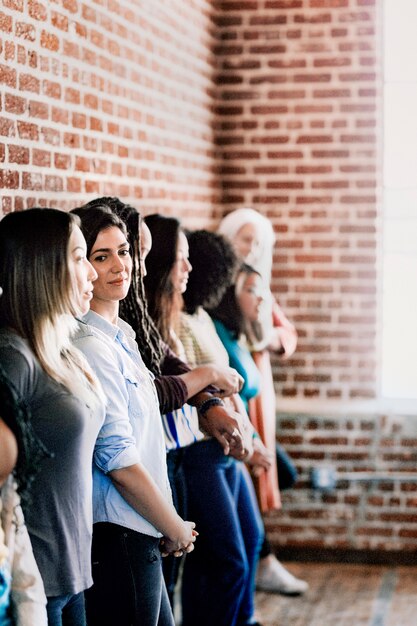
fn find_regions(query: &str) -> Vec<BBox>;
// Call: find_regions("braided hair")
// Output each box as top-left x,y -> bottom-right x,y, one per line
77,197 -> 164,375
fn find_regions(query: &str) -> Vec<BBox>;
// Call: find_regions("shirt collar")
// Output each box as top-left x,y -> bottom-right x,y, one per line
118,317 -> 136,340
82,310 -> 140,358
82,309 -> 120,341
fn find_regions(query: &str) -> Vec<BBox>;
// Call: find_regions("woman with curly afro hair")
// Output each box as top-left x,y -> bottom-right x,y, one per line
182,229 -> 238,316
179,229 -> 240,368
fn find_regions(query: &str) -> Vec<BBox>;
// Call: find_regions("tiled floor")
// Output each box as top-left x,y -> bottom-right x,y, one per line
255,562 -> 417,626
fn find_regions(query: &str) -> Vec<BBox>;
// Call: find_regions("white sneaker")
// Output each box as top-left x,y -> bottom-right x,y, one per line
255,557 -> 309,595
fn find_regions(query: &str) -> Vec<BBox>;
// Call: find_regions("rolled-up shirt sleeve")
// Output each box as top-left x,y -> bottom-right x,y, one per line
75,334 -> 140,473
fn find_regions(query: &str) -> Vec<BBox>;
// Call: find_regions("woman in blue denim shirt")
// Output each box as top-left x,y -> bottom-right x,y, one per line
72,205 -> 197,626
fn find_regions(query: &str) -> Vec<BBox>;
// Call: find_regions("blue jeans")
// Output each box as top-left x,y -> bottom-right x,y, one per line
85,523 -> 174,626
46,592 -> 86,626
181,439 -> 264,626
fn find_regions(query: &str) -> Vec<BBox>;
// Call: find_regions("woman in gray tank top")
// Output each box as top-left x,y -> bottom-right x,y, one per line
0,209 -> 105,626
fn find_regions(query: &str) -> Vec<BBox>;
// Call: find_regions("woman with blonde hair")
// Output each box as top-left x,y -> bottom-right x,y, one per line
0,208 -> 104,625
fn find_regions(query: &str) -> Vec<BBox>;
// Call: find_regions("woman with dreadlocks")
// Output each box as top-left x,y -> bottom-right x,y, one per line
0,208 -> 105,626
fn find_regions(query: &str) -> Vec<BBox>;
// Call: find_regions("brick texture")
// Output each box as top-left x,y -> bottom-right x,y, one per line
265,413 -> 417,553
212,0 -> 380,402
0,0 -> 220,224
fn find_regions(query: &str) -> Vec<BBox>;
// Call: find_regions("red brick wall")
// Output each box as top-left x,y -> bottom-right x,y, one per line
210,1 -> 405,557
265,412 -> 417,555
212,0 -> 380,403
0,0 -> 219,224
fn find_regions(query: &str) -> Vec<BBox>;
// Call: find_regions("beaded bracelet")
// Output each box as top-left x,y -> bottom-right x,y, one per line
197,396 -> 225,416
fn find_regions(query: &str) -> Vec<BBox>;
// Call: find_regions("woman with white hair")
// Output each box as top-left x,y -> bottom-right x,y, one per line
218,208 -> 308,596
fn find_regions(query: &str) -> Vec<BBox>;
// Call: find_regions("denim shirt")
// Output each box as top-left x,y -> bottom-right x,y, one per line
74,310 -> 172,538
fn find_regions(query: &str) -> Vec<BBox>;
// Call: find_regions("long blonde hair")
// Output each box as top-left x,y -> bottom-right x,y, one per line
0,208 -> 104,409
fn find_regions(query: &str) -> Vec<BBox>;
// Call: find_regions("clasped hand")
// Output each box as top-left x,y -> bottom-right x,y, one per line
159,521 -> 198,558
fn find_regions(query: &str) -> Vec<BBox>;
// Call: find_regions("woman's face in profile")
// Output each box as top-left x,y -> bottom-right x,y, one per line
170,231 -> 192,294
233,223 -> 260,265
237,272 -> 264,323
68,225 -> 97,316
139,222 -> 152,277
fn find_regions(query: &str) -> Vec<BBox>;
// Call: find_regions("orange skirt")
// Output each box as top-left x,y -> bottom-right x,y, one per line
248,350 -> 281,513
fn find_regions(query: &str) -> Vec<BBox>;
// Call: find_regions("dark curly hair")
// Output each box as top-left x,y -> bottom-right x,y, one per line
73,197 -> 164,376
143,214 -> 182,348
182,230 -> 239,315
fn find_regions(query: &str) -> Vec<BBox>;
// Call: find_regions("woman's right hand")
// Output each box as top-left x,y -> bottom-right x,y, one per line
160,520 -> 197,557
198,404 -> 245,457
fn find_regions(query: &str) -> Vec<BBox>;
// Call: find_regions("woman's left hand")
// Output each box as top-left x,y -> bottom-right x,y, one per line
246,437 -> 272,475
159,529 -> 199,558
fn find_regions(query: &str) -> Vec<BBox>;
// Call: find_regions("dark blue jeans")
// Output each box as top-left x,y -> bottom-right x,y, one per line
85,522 -> 174,626
46,591 -> 86,626
181,439 -> 264,626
